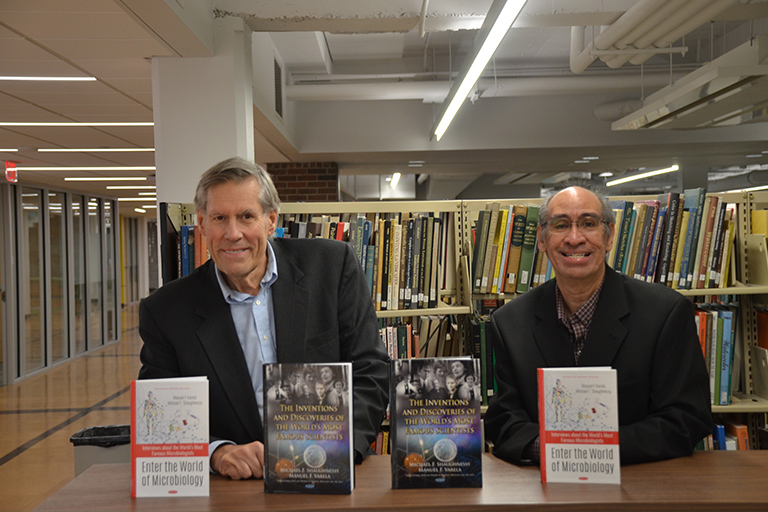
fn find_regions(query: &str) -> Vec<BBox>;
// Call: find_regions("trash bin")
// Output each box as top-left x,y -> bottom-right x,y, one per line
70,425 -> 131,476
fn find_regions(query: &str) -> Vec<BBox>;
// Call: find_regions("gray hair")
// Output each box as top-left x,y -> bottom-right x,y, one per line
194,157 -> 281,215
538,186 -> 615,238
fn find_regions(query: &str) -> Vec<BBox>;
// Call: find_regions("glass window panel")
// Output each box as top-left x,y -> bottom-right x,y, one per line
72,195 -> 87,354
49,192 -> 68,363
87,196 -> 103,347
20,188 -> 45,374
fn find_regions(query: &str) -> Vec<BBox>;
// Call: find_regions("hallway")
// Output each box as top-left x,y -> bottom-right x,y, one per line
0,304 -> 142,511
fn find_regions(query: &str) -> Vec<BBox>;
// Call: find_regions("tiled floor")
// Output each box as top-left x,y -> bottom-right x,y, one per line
0,304 -> 142,512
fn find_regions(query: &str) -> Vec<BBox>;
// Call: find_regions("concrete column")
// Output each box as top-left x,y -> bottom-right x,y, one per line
151,17 -> 254,206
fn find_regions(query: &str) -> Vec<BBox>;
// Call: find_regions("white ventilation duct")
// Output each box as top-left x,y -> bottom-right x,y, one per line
570,0 -> 741,74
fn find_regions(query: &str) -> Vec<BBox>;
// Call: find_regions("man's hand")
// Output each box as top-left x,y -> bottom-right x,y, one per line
211,441 -> 265,480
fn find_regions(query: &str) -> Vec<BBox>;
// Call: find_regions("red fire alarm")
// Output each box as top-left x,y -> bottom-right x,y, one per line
5,161 -> 17,183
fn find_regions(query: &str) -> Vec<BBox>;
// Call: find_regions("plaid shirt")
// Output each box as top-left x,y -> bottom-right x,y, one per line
525,276 -> 606,462
555,278 -> 605,364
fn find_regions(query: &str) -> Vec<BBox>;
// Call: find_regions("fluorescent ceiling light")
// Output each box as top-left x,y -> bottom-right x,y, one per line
390,172 -> 401,189
0,148 -> 19,152
141,205 -> 158,209
138,192 -> 157,196
0,122 -> 153,127
606,165 -> 680,187
0,76 -> 96,81
66,177 -> 148,182
134,208 -> 147,214
433,0 -> 528,141
19,166 -> 155,171
106,185 -> 155,189
117,197 -> 157,202
38,147 -> 154,152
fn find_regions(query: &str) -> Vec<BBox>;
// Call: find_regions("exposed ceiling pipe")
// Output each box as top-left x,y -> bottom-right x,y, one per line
419,0 -> 430,38
570,0 -> 669,73
571,0 -> 741,73
285,72 -> 686,102
605,0 -> 691,68
629,0 -> 742,65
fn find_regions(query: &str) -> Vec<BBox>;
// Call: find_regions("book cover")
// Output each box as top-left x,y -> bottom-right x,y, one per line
494,206 -> 514,293
390,357 -> 483,489
537,367 -> 620,484
130,377 -> 209,498
472,210 -> 491,293
503,205 -> 527,293
657,192 -> 680,285
263,362 -> 354,494
723,421 -> 750,450
612,200 -> 634,273
516,206 -> 540,294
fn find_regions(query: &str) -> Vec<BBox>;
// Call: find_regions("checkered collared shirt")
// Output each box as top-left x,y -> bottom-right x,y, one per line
555,277 -> 605,364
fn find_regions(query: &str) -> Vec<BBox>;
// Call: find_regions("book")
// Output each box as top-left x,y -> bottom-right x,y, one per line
389,357 -> 483,488
263,362 -> 354,494
657,192 -> 680,285
516,205 -> 540,294
612,200 -> 634,273
538,367 -> 620,484
481,203 -> 500,294
472,210 -> 491,293
130,376 -> 209,498
503,205 -> 527,293
723,420 -> 750,450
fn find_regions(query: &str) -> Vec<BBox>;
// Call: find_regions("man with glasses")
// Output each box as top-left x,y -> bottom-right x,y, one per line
485,186 -> 711,466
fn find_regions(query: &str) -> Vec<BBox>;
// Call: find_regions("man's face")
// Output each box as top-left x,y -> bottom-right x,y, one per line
197,178 -> 277,294
451,362 -> 464,378
446,377 -> 458,393
320,366 -> 333,383
538,187 -> 614,287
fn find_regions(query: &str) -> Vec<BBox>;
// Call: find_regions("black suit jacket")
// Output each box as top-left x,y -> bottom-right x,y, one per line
138,237 -> 389,462
484,266 -> 712,466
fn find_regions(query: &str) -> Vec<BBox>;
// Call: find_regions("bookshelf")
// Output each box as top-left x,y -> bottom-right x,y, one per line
162,192 -> 768,447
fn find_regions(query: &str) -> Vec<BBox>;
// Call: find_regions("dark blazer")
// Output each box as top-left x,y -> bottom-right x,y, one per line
138,237 -> 389,462
484,266 -> 712,466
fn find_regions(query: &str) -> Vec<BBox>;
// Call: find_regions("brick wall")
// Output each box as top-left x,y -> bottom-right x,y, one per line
267,162 -> 339,202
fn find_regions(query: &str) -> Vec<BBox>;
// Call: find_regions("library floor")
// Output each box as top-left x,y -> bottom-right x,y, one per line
0,304 -> 142,512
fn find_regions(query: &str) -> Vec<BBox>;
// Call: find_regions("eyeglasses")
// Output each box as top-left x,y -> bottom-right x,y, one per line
544,215 -> 607,235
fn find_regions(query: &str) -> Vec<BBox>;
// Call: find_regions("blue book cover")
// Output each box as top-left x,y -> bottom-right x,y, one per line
719,309 -> 735,405
390,357 -> 483,488
180,225 -> 193,276
713,423 -> 726,450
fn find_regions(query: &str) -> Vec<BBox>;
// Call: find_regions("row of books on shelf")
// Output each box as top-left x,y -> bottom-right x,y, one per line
176,224 -> 210,278
471,202 -> 543,295
695,302 -> 738,406
278,211 -> 452,311
607,188 -> 735,289
698,419 -> 752,450
468,188 -> 738,297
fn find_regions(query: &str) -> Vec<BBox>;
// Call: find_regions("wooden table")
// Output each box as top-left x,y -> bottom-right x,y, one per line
34,452 -> 768,511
